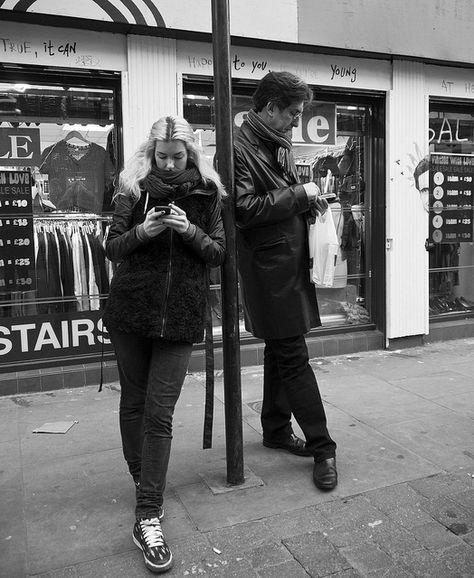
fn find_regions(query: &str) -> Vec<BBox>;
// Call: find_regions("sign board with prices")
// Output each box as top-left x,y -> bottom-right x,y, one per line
429,154 -> 474,244
0,170 -> 36,292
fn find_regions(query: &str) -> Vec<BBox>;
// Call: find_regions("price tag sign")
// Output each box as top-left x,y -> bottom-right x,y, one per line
0,170 -> 36,291
429,154 -> 474,244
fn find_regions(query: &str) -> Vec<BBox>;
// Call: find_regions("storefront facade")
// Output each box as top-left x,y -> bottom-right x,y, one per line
1,0 -> 473,393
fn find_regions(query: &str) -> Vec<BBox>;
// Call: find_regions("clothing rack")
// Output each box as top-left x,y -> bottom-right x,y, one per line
33,212 -> 112,221
33,216 -> 111,314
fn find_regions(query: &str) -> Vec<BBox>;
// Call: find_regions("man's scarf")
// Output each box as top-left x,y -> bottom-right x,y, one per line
245,109 -> 298,183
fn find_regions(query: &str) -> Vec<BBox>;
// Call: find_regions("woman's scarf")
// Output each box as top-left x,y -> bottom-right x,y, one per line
142,165 -> 202,200
245,108 -> 298,183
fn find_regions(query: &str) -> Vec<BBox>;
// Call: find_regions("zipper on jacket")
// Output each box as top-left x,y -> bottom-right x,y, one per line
160,228 -> 173,337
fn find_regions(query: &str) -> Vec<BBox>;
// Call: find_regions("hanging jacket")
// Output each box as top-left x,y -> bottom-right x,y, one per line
102,183 -> 225,344
234,122 -> 320,339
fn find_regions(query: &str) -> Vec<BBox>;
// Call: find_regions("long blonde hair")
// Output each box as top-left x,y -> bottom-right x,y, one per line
115,115 -> 226,203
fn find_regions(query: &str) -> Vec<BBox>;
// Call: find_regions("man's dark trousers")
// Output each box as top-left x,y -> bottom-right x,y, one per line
262,334 -> 336,460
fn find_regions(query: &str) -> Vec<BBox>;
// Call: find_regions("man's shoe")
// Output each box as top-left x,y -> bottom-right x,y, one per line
133,517 -> 172,573
313,457 -> 337,490
263,433 -> 312,457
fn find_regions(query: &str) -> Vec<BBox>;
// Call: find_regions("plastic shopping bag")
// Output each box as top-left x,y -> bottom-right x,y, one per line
308,207 -> 339,287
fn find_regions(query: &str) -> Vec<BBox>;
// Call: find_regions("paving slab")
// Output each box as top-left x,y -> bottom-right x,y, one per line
388,369 -> 474,400
409,521 -> 461,550
262,504 -> 328,539
22,451 -> 132,575
409,470 -> 474,499
377,413 -> 474,470
419,495 -> 474,535
322,374 -> 453,429
257,559 -> 310,577
362,520 -> 423,555
283,531 -> 352,576
364,482 -> 426,513
8,390 -> 121,470
440,542 -> 474,576
394,548 -> 461,577
0,403 -> 20,443
443,357 -> 474,379
339,541 -> 395,576
432,389 -> 474,419
0,481 -> 27,578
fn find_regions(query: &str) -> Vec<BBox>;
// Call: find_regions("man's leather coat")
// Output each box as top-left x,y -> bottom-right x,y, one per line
234,122 -> 321,339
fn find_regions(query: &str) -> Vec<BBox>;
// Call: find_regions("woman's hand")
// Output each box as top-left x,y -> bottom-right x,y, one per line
160,203 -> 191,234
142,207 -> 168,238
142,204 -> 191,237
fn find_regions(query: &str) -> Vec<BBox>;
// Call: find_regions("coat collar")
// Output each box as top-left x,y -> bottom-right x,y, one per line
238,122 -> 280,170
238,122 -> 296,183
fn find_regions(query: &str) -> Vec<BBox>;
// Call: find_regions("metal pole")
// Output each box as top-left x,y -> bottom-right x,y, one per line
211,0 -> 244,485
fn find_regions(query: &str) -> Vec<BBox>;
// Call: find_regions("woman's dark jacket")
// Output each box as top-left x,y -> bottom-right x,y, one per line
234,122 -> 320,339
103,182 -> 225,344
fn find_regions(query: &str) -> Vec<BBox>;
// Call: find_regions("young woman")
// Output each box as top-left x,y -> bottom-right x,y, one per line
103,115 -> 226,573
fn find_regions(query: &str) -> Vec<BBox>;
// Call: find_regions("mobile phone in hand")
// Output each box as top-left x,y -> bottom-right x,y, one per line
154,205 -> 172,215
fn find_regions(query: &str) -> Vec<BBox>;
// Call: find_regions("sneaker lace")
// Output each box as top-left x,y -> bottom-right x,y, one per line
140,518 -> 165,548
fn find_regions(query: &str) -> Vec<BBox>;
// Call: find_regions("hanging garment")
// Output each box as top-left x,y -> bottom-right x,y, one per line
328,203 -> 348,289
40,140 -> 115,213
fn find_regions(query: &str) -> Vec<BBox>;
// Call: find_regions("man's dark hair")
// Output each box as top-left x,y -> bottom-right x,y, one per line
252,71 -> 313,112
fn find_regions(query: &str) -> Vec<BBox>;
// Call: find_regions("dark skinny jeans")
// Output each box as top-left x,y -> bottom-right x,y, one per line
108,329 -> 192,520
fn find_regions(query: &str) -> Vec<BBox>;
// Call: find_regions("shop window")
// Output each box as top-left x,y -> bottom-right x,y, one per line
0,71 -> 119,371
183,77 -> 378,335
427,102 -> 474,318
293,102 -> 372,329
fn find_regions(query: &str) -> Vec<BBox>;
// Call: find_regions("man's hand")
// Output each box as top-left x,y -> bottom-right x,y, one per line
315,196 -> 328,216
303,181 -> 320,203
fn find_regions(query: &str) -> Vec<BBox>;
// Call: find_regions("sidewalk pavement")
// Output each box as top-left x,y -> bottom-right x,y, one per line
1,338 -> 473,578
